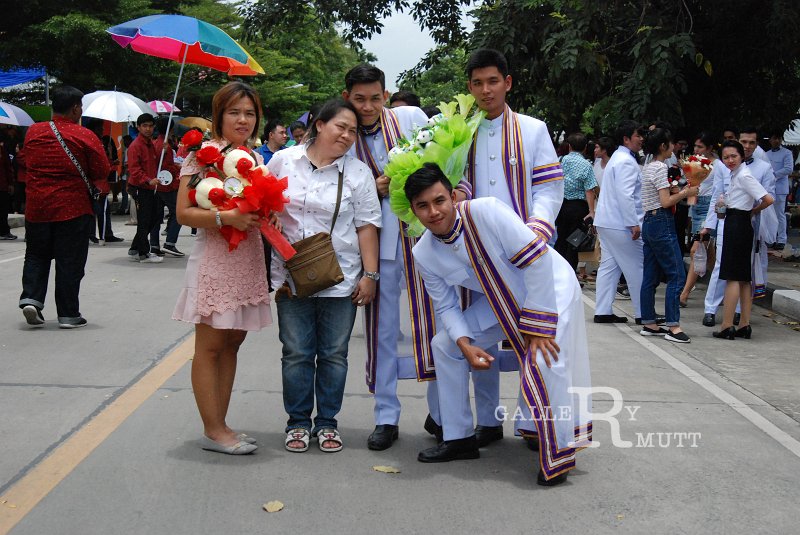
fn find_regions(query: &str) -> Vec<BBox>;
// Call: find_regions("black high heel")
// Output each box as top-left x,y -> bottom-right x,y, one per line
735,325 -> 752,339
712,327 -> 736,340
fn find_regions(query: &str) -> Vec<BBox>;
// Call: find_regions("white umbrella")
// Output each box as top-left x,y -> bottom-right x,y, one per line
783,119 -> 800,146
82,90 -> 149,123
148,100 -> 180,114
0,101 -> 35,126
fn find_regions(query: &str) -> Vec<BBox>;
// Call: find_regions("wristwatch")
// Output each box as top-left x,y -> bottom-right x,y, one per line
215,211 -> 223,228
363,271 -> 380,281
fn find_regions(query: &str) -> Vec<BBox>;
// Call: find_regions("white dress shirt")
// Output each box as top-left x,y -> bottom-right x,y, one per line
268,144 -> 382,297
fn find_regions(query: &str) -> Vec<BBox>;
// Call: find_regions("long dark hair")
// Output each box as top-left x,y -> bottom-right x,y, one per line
643,128 -> 673,156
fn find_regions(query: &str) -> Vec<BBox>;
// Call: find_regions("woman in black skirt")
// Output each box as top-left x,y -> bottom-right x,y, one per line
711,140 -> 773,339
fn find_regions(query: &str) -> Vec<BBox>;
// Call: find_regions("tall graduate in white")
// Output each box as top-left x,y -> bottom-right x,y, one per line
342,64 -> 432,451
593,120 -> 645,323
440,48 -> 565,447
407,163 -> 591,486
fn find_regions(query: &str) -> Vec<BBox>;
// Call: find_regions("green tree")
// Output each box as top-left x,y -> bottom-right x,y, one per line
397,47 -> 467,106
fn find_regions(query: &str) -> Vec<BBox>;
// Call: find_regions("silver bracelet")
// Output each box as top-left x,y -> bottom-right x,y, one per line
215,211 -> 222,228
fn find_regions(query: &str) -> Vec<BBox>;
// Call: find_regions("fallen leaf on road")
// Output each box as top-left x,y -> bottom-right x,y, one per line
785,321 -> 799,325
616,514 -> 624,520
762,312 -> 775,317
793,327 -> 800,332
263,501 -> 284,513
111,278 -> 119,282
372,465 -> 401,474
773,320 -> 784,325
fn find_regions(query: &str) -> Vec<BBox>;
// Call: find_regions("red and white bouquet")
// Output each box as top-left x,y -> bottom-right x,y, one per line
679,155 -> 713,205
183,132 -> 295,258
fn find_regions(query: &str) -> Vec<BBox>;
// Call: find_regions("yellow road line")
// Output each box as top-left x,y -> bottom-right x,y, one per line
0,336 -> 195,534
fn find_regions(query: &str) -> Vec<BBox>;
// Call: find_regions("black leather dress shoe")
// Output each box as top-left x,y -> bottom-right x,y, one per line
702,313 -> 716,327
593,314 -> 628,323
537,469 -> 568,487
418,436 -> 479,463
367,425 -> 398,451
475,425 -> 503,447
424,413 -> 443,442
105,235 -> 124,243
524,435 -> 540,451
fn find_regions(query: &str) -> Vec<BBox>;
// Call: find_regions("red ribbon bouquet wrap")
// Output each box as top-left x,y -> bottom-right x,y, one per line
183,132 -> 295,259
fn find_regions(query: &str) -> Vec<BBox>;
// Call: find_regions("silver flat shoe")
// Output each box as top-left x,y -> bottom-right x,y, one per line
237,433 -> 257,445
199,435 -> 257,455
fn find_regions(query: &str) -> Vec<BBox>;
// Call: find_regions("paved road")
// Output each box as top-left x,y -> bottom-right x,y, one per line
1,217 -> 798,534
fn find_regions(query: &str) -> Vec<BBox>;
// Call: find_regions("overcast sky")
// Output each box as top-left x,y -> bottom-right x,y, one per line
362,9 -> 474,93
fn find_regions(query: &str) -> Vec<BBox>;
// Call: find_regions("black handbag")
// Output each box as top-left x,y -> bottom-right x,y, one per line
566,219 -> 596,252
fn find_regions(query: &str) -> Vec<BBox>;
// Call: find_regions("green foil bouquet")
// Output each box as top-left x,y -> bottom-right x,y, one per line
386,94 -> 486,236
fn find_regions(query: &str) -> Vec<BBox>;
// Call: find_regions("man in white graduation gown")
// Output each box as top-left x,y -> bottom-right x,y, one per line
434,48 -> 564,448
343,64 -> 432,450
407,163 -> 591,486
593,120 -> 645,323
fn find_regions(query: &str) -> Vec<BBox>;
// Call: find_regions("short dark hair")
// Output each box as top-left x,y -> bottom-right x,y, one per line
722,125 -> 739,138
720,139 -> 745,160
769,129 -> 783,139
595,136 -> 616,156
405,162 -> 453,204
389,90 -> 421,108
613,120 -> 643,146
51,86 -> 83,114
289,121 -> 306,132
694,131 -> 717,151
643,128 -> 673,156
739,125 -> 758,137
466,48 -> 509,79
155,116 -> 172,136
263,119 -> 283,139
137,113 -> 155,126
345,64 -> 386,91
308,98 -> 357,140
567,132 -> 588,152
421,105 -> 440,118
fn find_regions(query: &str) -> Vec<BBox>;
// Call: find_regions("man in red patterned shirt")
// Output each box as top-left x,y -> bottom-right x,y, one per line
17,86 -> 110,329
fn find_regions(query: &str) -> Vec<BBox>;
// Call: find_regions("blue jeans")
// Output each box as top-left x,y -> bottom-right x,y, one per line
276,293 -> 357,434
641,208 -> 686,326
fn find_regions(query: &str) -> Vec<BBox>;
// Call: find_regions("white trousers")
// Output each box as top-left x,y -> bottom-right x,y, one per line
704,219 -> 766,315
595,226 -> 643,318
774,194 -> 787,244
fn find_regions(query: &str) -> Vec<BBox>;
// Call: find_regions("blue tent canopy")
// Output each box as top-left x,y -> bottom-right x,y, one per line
0,68 -> 46,88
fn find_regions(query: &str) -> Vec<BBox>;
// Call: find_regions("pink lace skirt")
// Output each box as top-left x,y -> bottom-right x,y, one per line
172,229 -> 272,331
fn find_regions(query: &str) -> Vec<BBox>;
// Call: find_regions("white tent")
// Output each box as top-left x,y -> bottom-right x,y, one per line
783,118 -> 800,146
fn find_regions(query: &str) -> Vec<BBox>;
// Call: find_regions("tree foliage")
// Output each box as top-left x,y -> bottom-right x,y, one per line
0,0 -> 365,126
398,47 -> 467,107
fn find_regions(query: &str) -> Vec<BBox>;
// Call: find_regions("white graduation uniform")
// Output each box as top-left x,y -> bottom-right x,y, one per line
446,106 -> 564,429
413,198 -> 591,481
349,105 -> 432,426
593,146 -> 644,318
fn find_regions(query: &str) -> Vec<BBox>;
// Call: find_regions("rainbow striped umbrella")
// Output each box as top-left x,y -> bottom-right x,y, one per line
107,15 -> 264,76
107,15 -> 264,178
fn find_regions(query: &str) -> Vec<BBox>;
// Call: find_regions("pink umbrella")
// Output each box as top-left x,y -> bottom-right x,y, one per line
148,100 -> 180,114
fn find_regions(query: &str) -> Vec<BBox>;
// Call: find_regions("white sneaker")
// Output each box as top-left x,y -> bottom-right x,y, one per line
140,253 -> 163,263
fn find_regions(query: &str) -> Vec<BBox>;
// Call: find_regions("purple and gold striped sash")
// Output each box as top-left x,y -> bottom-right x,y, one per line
458,200 -> 578,480
363,108 -> 436,391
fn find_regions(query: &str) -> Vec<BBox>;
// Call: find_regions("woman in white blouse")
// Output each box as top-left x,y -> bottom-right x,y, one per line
706,140 -> 773,340
268,99 -> 381,453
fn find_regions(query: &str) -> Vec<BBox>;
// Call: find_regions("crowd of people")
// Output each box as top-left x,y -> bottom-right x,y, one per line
5,47 -> 798,487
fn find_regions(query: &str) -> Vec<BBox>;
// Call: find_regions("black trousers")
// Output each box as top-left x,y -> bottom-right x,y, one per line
0,191 -> 11,235
19,214 -> 93,319
130,186 -> 160,256
554,198 -> 590,271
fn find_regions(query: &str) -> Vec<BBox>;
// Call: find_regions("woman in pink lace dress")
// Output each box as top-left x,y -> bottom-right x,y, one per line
173,82 -> 270,455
